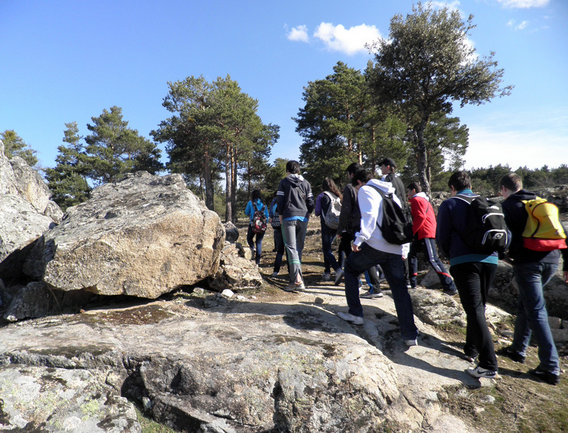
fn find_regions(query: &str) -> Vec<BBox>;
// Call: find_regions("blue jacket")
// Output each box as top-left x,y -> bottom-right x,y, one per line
436,190 -> 499,267
245,199 -> 269,223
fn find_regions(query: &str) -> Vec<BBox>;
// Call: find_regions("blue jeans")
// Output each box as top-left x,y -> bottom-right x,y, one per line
281,219 -> 309,284
512,262 -> 559,374
321,225 -> 340,273
247,225 -> 265,265
344,243 -> 417,340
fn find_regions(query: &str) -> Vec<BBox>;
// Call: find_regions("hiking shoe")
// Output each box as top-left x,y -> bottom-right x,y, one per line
466,365 -> 497,379
336,311 -> 364,325
443,288 -> 458,296
405,339 -> 418,347
360,290 -> 384,299
283,282 -> 305,292
334,268 -> 344,285
322,272 -> 331,282
529,367 -> 560,385
498,346 -> 526,364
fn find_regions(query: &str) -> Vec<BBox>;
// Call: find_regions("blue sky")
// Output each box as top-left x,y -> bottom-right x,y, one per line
1,0 -> 567,173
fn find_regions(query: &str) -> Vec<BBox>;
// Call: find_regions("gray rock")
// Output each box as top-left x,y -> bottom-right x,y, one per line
23,171 -> 225,299
0,364 -> 140,432
0,140 -> 63,281
0,144 -> 63,282
208,243 -> 263,291
223,222 -> 239,243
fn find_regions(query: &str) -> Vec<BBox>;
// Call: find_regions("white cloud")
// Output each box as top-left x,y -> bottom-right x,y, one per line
427,1 -> 462,12
495,0 -> 549,8
507,19 -> 529,30
313,23 -> 381,55
287,25 -> 310,43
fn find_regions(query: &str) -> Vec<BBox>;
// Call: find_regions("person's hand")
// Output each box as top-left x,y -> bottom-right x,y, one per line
563,271 -> 568,283
352,244 -> 360,252
336,234 -> 342,240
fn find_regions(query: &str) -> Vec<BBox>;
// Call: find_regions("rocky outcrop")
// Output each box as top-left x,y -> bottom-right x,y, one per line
0,285 -> 487,433
208,242 -> 263,291
0,140 -> 63,279
22,171 -> 225,299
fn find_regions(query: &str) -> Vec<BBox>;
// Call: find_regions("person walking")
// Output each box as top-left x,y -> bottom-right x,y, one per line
337,170 -> 418,346
268,192 -> 286,277
499,173 -> 568,385
379,157 -> 411,287
406,182 -> 457,295
314,178 -> 343,282
336,163 -> 383,298
245,189 -> 269,266
436,171 -> 499,379
276,160 -> 314,292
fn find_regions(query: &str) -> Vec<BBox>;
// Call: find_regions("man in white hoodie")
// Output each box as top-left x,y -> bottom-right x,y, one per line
337,170 -> 418,346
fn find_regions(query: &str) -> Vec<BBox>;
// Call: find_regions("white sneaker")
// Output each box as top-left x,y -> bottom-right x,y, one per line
272,271 -> 279,277
336,311 -> 364,325
405,339 -> 418,347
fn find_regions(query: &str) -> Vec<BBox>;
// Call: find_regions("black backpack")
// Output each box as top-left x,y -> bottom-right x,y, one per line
453,194 -> 508,253
368,185 -> 414,245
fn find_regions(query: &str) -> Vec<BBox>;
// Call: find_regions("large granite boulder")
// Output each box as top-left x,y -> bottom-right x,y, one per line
0,140 -> 63,269
23,171 -> 225,299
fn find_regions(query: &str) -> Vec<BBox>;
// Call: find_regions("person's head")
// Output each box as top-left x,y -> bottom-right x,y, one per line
346,162 -> 361,179
351,169 -> 371,189
286,160 -> 300,175
252,189 -> 262,201
406,182 -> 421,200
499,173 -> 522,199
321,177 -> 342,198
448,171 -> 472,196
379,158 -> 396,175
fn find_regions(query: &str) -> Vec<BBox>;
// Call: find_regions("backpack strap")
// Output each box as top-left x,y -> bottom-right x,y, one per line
366,184 -> 390,229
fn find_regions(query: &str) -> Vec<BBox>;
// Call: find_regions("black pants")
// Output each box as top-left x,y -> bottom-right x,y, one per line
339,231 -> 381,286
450,262 -> 498,370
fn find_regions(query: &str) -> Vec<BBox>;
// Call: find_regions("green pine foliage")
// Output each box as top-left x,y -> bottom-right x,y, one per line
46,108 -> 163,210
1,130 -> 38,167
367,2 -> 512,194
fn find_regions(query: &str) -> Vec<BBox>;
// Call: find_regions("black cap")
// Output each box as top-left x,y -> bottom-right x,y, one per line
379,157 -> 396,168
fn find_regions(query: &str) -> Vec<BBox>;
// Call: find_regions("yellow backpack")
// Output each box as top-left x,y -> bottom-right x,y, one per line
521,197 -> 567,251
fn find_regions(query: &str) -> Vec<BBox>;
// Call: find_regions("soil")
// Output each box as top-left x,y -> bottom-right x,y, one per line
237,218 -> 568,433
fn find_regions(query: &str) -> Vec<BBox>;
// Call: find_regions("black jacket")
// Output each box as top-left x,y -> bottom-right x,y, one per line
337,184 -> 360,234
276,174 -> 314,219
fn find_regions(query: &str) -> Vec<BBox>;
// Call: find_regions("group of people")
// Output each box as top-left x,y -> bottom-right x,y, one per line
244,159 -> 568,385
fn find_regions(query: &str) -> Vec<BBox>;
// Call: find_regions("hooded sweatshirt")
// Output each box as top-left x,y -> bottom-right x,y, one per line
409,192 -> 436,240
354,178 -> 402,255
502,189 -> 568,269
276,174 -> 314,220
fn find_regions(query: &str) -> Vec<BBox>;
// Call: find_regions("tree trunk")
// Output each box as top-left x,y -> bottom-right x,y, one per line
415,124 -> 431,195
203,143 -> 214,210
224,144 -> 233,223
231,149 -> 238,223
